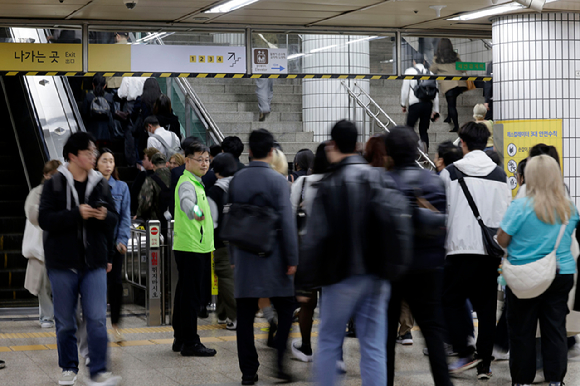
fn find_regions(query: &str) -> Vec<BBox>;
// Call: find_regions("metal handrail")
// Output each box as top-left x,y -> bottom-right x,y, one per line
151,34 -> 225,144
341,81 -> 436,170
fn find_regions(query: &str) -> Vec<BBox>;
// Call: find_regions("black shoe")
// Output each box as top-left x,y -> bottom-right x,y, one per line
267,321 -> 277,348
346,319 -> 356,338
241,374 -> 258,385
449,128 -> 458,133
172,339 -> 183,353
198,307 -> 209,319
0,359 -> 5,369
444,116 -> 451,123
276,370 -> 292,383
476,362 -> 492,380
181,343 -> 217,357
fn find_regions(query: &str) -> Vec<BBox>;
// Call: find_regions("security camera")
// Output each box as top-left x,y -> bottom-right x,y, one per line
414,10 -> 418,14
123,0 -> 138,9
59,0 -> 64,3
515,0 -> 546,12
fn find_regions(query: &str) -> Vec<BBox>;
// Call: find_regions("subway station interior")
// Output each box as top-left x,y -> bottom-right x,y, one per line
1,0 -> 580,385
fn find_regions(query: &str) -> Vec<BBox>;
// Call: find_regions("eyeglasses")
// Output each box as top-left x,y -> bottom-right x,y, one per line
187,156 -> 210,164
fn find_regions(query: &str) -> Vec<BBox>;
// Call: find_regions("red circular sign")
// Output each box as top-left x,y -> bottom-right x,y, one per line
151,227 -> 159,236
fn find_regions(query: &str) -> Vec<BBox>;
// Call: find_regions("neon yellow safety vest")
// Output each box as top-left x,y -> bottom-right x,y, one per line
173,170 -> 214,253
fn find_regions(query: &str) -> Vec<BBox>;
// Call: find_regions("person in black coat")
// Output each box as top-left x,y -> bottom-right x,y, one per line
154,94 -> 182,140
82,75 -> 116,143
39,132 -> 121,385
384,127 -> 452,386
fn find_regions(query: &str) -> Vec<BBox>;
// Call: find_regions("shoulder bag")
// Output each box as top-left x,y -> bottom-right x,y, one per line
455,167 -> 504,259
219,190 -> 279,257
502,222 -> 567,299
296,177 -> 307,234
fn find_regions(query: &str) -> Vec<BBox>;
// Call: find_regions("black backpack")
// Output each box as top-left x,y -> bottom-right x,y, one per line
150,174 -> 172,221
412,67 -> 438,101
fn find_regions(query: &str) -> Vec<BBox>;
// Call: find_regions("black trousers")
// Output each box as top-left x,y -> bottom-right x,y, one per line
407,101 -> 433,149
445,87 -> 465,132
506,274 -> 574,384
485,101 -> 493,121
107,250 -> 124,325
236,297 -> 295,379
442,254 -> 499,365
387,269 -> 452,386
172,251 -> 211,347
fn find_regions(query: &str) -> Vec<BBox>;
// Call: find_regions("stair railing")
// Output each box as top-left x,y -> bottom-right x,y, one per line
341,81 -> 436,170
150,34 -> 224,145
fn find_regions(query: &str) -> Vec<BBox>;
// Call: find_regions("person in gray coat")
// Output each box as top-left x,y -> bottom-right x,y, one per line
228,129 -> 299,385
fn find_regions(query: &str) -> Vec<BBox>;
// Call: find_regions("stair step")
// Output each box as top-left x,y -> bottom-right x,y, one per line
0,287 -> 35,300
0,201 -> 25,217
0,170 -> 28,182
218,121 -> 303,134
0,185 -> 29,201
198,93 -> 302,104
0,270 -> 26,289
205,102 -> 302,114
0,217 -> 26,234
0,251 -> 28,270
0,233 -> 24,251
222,132 -> 313,143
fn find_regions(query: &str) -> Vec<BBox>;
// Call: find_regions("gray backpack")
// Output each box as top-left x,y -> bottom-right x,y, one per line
151,134 -> 181,158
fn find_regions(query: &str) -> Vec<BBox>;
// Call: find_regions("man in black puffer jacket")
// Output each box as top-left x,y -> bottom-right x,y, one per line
385,127 -> 452,386
39,132 -> 121,386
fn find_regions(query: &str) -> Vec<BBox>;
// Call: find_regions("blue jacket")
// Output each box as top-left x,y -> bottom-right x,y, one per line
109,177 -> 131,247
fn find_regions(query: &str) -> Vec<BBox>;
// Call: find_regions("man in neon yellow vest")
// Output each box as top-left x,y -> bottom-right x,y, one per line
171,142 -> 217,357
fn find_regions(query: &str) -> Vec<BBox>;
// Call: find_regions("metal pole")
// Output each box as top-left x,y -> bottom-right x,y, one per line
146,220 -> 162,326
396,31 -> 402,77
246,27 -> 252,74
82,23 -> 89,73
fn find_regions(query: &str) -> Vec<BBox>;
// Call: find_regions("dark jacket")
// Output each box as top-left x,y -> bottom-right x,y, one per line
300,155 -> 407,288
388,166 -> 447,271
131,169 -> 154,215
39,166 -> 118,271
228,161 -> 299,298
484,61 -> 493,104
137,167 -> 171,221
82,91 -> 116,141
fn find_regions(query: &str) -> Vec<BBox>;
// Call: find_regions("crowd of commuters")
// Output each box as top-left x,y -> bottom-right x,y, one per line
9,68 -> 580,386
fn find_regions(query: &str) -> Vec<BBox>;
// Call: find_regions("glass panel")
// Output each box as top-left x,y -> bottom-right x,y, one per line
400,36 -> 492,76
251,32 -> 396,75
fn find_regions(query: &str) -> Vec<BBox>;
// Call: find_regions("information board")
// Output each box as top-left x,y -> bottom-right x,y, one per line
499,119 -> 563,198
0,43 -> 81,72
252,48 -> 288,74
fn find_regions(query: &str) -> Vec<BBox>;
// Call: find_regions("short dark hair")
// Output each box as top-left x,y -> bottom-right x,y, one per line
181,136 -> 202,151
222,136 -> 244,159
92,75 -> 107,97
185,142 -> 210,157
63,132 -> 95,161
249,129 -> 274,159
384,127 -> 419,167
210,145 -> 223,158
485,149 -> 501,166
143,115 -> 159,128
331,120 -> 358,154
294,149 -> 315,172
312,142 -> 331,175
413,52 -> 425,64
212,153 -> 237,178
437,141 -> 463,167
517,158 -> 527,184
529,143 -> 560,166
458,121 -> 490,151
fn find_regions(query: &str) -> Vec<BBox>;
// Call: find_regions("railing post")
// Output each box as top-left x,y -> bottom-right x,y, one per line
396,31 -> 402,77
82,23 -> 89,73
146,220 -> 162,326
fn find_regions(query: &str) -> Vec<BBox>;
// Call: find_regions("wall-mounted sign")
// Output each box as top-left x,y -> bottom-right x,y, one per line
252,48 -> 288,74
0,43 -> 81,72
456,62 -> 486,71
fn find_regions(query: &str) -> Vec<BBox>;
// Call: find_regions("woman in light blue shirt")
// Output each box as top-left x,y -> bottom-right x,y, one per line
497,155 -> 578,386
96,149 -> 131,343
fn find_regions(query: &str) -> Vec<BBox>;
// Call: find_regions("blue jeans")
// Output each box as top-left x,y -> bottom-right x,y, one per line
316,275 -> 390,386
48,268 -> 108,378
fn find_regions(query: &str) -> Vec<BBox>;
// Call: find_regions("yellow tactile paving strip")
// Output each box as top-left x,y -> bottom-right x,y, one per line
0,322 -> 317,353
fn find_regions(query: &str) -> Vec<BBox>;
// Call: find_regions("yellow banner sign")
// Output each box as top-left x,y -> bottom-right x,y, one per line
0,43 -> 81,72
499,119 -> 563,198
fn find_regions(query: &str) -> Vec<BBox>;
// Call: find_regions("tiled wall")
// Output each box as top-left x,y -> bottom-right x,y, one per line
493,13 -> 580,204
302,35 -> 371,142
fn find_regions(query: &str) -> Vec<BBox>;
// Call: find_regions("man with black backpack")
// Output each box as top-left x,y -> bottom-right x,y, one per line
145,115 -> 181,159
136,153 -> 172,223
400,53 -> 440,151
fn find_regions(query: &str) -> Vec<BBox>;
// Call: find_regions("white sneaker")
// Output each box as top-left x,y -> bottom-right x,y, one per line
111,329 -> 125,343
492,347 -> 510,361
217,318 -> 227,325
86,372 -> 122,386
40,321 -> 54,328
533,370 -> 544,383
226,320 -> 237,330
568,343 -> 580,362
290,339 -> 313,363
85,357 -> 90,366
336,360 -> 346,374
59,370 -> 77,385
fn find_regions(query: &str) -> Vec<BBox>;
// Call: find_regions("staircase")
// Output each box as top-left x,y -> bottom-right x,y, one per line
0,126 -> 33,304
369,79 -> 486,160
188,78 -> 314,163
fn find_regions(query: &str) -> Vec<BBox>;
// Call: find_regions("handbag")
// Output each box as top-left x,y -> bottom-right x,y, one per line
466,80 -> 476,91
455,167 -> 504,259
502,222 -> 567,299
219,191 -> 279,257
296,177 -> 307,234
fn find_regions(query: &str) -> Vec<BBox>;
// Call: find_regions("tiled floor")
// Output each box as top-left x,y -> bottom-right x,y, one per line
0,305 -> 579,385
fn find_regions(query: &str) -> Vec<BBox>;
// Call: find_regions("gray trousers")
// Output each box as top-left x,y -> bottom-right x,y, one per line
214,247 -> 237,321
255,78 -> 274,114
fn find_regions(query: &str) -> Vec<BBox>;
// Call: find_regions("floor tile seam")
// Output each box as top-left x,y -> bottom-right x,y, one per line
0,332 -> 316,352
